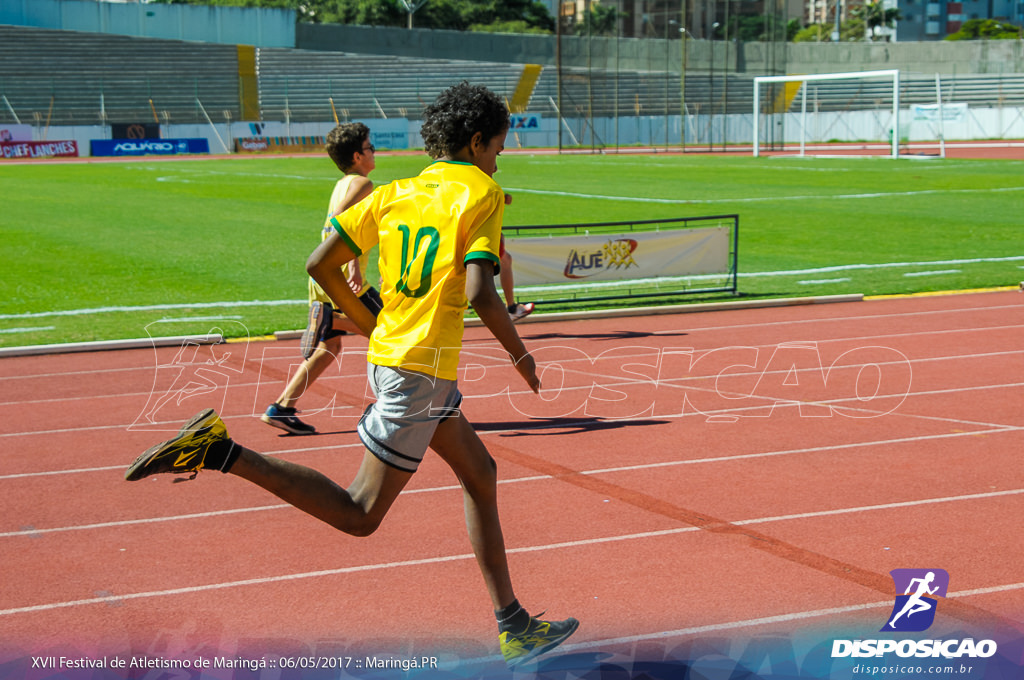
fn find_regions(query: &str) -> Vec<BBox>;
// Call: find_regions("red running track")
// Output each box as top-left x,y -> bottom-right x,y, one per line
1,290 -> 1023,677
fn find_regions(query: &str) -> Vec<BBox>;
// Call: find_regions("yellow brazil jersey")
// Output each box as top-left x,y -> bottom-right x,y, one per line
309,174 -> 371,305
330,160 -> 504,380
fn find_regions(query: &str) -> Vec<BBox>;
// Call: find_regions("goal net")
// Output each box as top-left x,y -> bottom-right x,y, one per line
754,69 -> 917,159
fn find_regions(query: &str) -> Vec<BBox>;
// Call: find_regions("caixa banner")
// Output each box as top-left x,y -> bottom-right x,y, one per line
90,139 -> 210,157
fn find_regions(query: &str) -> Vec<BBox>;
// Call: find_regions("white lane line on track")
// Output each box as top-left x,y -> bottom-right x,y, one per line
2,376 -> 1022,482
2,488 -> 1022,616
2,262 -> 1022,322
3,438 -> 1022,537
13,366 -> 1015,442
1,334 -> 1022,421
1,300 -> 1019,386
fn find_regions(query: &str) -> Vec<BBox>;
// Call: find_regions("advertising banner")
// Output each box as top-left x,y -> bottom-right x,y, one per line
90,138 -> 210,157
0,124 -> 33,142
506,226 -> 731,286
510,114 -> 541,131
111,123 -> 161,140
234,136 -> 324,153
234,137 -> 271,152
359,118 -> 410,150
911,103 -> 968,123
1,140 -> 79,160
236,121 -> 411,152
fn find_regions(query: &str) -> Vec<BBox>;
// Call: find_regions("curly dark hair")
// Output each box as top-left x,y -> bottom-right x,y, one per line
420,82 -> 510,159
325,122 -> 371,172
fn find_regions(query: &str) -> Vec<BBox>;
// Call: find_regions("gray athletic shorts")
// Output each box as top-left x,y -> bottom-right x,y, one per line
357,364 -> 463,472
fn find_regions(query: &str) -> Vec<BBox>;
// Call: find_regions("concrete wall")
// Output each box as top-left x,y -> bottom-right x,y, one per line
784,40 -> 1024,76
0,0 -> 295,47
3,0 -> 1021,77
34,103 -> 1024,157
297,22 -> 1024,77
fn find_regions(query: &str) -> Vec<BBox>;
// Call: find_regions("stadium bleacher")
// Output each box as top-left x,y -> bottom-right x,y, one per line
2,23 -> 1023,128
0,25 -> 237,126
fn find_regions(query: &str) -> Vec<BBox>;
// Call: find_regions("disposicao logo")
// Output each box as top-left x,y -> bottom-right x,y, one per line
831,568 -> 998,660
881,568 -> 949,632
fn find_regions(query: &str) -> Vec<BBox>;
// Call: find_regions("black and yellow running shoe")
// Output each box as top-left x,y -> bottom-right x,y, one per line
125,409 -> 237,481
500,615 -> 579,668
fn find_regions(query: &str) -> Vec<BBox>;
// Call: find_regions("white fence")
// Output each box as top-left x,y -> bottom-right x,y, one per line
13,105 -> 1024,158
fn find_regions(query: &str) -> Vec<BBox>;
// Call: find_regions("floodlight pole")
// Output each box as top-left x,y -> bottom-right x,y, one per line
710,21 -> 719,151
722,6 -> 729,152
681,17 -> 688,152
555,3 -> 562,152
400,0 -> 428,29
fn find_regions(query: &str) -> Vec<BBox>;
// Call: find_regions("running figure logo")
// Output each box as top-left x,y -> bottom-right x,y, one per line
882,569 -> 949,632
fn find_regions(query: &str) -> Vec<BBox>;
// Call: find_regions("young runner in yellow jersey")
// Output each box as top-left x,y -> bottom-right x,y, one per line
328,157 -> 503,381
261,122 -> 383,435
126,82 -> 578,668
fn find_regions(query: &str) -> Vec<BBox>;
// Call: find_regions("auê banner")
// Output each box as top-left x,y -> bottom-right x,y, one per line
505,226 -> 731,286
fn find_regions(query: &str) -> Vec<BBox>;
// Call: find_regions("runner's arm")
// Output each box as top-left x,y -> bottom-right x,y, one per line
466,259 -> 540,393
307,230 -> 377,338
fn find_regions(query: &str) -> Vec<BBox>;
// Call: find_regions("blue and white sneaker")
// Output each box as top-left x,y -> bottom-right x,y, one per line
260,403 -> 316,435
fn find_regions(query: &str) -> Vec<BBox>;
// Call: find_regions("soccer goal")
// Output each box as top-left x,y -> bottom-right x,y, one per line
753,69 -> 902,158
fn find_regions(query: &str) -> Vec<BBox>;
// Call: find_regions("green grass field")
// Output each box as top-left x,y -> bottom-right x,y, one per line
2,151 -> 1022,348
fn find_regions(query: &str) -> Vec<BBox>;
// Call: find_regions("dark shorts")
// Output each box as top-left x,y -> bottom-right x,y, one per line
323,287 -> 383,340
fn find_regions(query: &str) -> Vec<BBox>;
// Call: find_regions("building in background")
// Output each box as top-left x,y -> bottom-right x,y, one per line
551,0 -> 804,39
894,0 -> 1023,40
563,0 -> 1021,41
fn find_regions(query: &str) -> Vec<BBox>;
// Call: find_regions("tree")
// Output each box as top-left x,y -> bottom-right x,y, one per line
574,3 -> 621,36
727,14 -> 793,42
786,18 -> 802,41
314,0 -> 404,26
149,0 -> 555,32
792,23 -> 829,42
851,1 -> 901,41
945,18 -> 1024,40
150,0 -> 320,23
471,19 -> 551,34
792,18 -> 864,42
419,0 -> 554,32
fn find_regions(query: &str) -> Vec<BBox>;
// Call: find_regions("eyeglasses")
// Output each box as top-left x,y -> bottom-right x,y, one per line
362,144 -> 376,153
